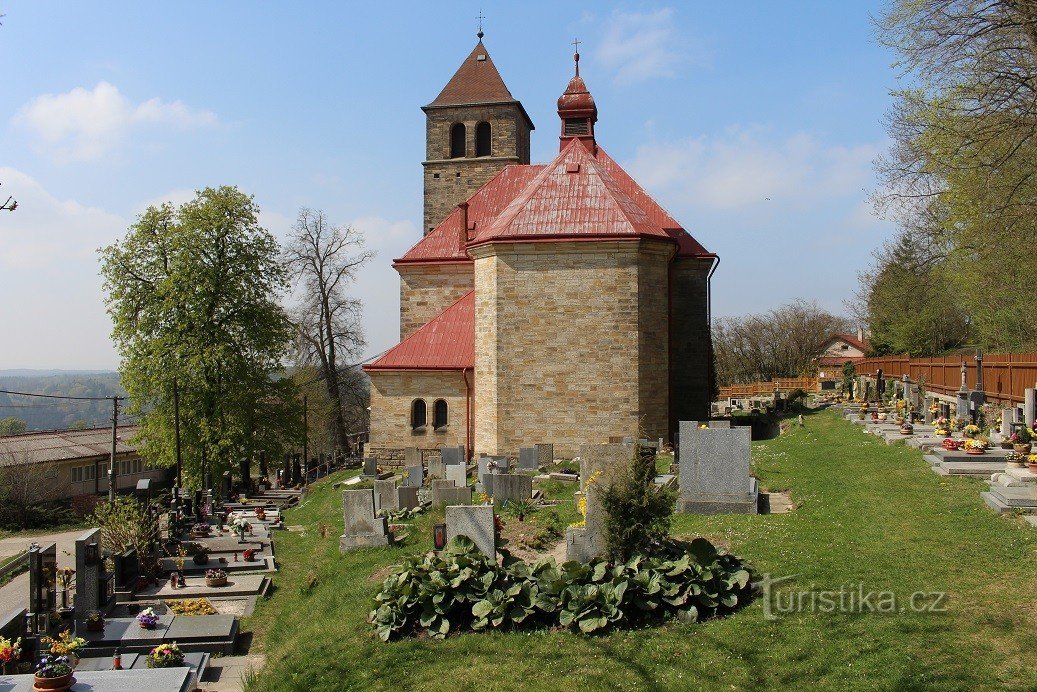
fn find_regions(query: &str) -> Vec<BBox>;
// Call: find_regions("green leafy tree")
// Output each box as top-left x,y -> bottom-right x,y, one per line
100,186 -> 301,489
0,417 -> 27,436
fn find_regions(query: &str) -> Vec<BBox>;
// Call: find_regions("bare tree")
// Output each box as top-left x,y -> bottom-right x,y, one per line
713,301 -> 852,386
285,209 -> 374,451
0,449 -> 69,529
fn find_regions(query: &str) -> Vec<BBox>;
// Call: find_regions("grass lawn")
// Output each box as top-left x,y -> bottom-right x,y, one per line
244,409 -> 1037,691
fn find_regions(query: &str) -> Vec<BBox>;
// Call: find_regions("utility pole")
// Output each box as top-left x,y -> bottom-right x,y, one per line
302,395 -> 308,486
108,396 -> 123,503
173,378 -> 182,487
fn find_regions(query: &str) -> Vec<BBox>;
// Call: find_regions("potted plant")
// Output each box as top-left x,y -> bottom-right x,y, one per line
205,568 -> 228,587
41,630 -> 86,667
963,439 -> 987,455
84,611 -> 104,632
934,417 -> 950,437
146,642 -> 185,669
242,548 -> 256,562
191,522 -> 211,538
0,636 -> 21,675
192,545 -> 210,566
33,654 -> 74,691
136,607 -> 160,630
900,422 -> 914,435
963,424 -> 981,439
1007,452 -> 1027,469
230,516 -> 251,542
1028,454 -> 1037,473
254,507 -> 266,521
1011,427 -> 1033,455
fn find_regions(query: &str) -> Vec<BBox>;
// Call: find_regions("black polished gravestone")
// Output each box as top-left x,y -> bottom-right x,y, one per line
239,457 -> 252,494
27,543 -> 57,635
113,548 -> 139,590
259,450 -> 268,481
292,454 -> 302,486
222,471 -> 233,503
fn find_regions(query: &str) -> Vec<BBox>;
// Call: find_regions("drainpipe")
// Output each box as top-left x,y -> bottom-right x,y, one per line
462,368 -> 473,462
459,202 -> 470,246
706,255 -> 720,402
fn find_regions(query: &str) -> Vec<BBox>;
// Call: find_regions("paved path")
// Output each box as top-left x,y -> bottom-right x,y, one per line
0,527 -> 95,618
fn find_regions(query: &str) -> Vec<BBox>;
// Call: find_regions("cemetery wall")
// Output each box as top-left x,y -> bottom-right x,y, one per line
472,239 -> 670,458
367,369 -> 468,464
397,263 -> 474,340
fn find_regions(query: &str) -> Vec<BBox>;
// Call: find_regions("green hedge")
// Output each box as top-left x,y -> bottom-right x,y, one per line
369,536 -> 753,640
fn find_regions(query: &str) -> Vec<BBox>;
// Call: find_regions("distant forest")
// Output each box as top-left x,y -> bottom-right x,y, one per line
0,372 -> 128,432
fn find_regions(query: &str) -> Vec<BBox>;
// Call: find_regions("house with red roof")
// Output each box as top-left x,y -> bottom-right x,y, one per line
816,330 -> 872,369
363,37 -> 718,461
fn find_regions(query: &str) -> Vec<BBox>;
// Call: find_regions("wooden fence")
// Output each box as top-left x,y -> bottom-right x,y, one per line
854,353 -> 1037,404
718,378 -> 818,399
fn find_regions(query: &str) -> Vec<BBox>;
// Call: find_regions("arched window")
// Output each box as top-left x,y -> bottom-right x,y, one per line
475,122 -> 491,157
411,399 -> 427,430
433,399 -> 448,429
450,123 -> 466,158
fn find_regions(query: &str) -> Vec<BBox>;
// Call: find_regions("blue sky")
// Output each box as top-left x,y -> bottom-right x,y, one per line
0,1 -> 897,370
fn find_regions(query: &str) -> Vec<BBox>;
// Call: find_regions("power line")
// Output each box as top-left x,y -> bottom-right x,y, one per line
0,388 -> 124,402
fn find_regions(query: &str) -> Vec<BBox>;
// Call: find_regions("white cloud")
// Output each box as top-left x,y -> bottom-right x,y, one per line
596,8 -> 701,85
629,127 -> 881,210
11,82 -> 217,163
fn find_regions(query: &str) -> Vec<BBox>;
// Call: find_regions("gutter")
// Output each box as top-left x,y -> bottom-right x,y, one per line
462,368 -> 473,462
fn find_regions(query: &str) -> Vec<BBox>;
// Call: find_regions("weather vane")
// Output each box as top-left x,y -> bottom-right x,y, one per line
572,37 -> 581,76
477,9 -> 485,40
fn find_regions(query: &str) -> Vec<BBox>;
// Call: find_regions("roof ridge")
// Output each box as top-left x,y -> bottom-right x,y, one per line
428,42 -> 515,107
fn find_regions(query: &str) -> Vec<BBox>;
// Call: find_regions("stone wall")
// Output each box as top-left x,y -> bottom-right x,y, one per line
669,257 -> 714,433
422,102 -> 532,233
366,369 -> 469,466
472,239 -> 671,458
397,263 -> 474,340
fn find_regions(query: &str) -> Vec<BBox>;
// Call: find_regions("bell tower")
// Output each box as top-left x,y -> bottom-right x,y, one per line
421,35 -> 534,234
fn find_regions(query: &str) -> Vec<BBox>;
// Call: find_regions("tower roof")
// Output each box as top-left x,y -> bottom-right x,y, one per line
428,41 -> 516,107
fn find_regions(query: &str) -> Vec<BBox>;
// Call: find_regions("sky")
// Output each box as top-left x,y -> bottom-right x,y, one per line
0,1 -> 899,370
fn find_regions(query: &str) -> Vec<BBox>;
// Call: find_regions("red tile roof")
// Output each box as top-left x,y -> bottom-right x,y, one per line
364,291 -> 474,371
429,42 -> 516,106
395,165 -> 545,265
827,333 -> 871,352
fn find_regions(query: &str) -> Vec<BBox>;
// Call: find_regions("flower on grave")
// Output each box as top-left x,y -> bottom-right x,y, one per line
1028,454 -> 1037,463
242,548 -> 256,562
569,495 -> 588,529
963,424 -> 981,437
231,516 -> 251,531
699,424 -> 708,429
85,611 -> 104,625
56,567 -> 75,590
146,642 -> 185,669
0,636 -> 21,664
478,492 -> 492,505
205,568 -> 227,580
929,403 -> 940,413
35,653 -> 72,679
136,608 -> 160,629
963,438 -> 987,451
41,630 -> 86,657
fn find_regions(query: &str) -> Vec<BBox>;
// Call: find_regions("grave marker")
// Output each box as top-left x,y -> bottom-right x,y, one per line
397,486 -> 419,511
677,422 -> 758,514
492,474 -> 532,502
362,457 -> 378,478
535,443 -> 554,468
402,464 -> 424,488
373,479 -> 397,513
339,489 -> 389,551
432,484 -> 473,507
446,505 -> 495,557
518,447 -> 538,471
565,443 -> 635,562
404,447 -> 421,467
441,446 -> 465,466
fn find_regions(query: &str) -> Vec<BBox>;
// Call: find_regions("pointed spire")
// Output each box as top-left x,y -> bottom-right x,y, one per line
428,41 -> 515,107
477,9 -> 485,41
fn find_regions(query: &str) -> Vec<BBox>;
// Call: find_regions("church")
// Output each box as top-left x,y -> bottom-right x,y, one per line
363,36 -> 717,461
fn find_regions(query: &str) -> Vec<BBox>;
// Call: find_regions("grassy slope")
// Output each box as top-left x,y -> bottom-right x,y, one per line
245,410 -> 1037,691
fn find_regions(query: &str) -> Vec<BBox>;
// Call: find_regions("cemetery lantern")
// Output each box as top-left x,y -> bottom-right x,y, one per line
433,523 -> 447,550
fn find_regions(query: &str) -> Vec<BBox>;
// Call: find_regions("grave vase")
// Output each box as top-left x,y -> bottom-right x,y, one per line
33,672 -> 74,691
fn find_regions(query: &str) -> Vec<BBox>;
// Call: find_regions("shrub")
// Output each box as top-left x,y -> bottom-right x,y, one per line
599,445 -> 677,562
369,535 -> 753,641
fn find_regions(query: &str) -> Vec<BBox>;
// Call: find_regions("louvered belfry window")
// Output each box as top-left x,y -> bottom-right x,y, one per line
564,118 -> 589,136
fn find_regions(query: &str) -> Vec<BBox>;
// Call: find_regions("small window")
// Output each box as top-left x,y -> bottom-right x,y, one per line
411,399 -> 427,430
840,344 -> 849,351
476,122 -> 491,157
433,399 -> 448,429
71,466 -> 82,483
450,123 -> 466,158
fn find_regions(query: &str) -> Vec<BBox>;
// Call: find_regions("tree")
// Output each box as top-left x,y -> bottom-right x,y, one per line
712,301 -> 851,386
0,417 -> 27,436
872,0 -> 1037,351
100,187 -> 301,489
284,209 -> 374,452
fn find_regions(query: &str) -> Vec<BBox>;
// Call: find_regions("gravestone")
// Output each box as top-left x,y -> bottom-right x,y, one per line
27,543 -> 56,634
432,484 -> 473,508
362,457 -> 378,478
222,471 -> 232,502
1026,388 -> 1036,427
492,474 -> 533,502
427,455 -> 445,480
535,443 -> 554,467
113,548 -> 139,590
397,486 -> 419,511
446,505 -> 495,557
404,447 -> 421,467
445,463 -> 467,488
1002,409 -> 1013,437
402,464 -> 424,488
518,447 -> 539,471
339,489 -> 389,551
373,479 -> 397,513
239,456 -> 251,493
677,422 -> 758,514
566,443 -> 636,562
292,455 -> 302,485
259,450 -> 268,480
690,420 -> 732,429
441,446 -> 465,466
924,397 -> 935,424
74,529 -> 104,627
